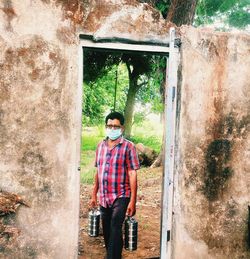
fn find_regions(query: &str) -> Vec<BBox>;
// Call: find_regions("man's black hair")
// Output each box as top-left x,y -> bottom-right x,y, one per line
105,112 -> 125,125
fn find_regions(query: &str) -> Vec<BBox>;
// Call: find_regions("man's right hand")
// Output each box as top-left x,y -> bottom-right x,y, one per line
89,196 -> 98,209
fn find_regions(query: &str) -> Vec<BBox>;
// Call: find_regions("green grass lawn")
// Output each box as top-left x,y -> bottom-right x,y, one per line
80,126 -> 104,184
81,121 -> 163,184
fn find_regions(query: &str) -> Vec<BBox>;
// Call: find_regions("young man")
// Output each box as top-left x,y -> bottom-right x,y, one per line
90,111 -> 140,259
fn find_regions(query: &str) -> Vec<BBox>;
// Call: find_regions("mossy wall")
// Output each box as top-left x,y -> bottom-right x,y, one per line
0,1 -> 249,258
174,27 -> 250,259
0,0 -> 169,258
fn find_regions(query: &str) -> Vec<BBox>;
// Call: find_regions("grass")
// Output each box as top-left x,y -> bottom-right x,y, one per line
129,135 -> 161,153
80,126 -> 104,184
130,120 -> 162,153
80,150 -> 96,185
81,126 -> 104,151
80,120 -> 163,184
80,167 -> 96,184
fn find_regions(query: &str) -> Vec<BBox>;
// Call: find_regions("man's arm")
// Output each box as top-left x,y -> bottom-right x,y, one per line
126,169 -> 137,216
89,170 -> 99,208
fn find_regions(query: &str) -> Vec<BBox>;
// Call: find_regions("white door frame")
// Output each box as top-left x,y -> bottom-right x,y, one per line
160,28 -> 179,259
77,28 -> 180,259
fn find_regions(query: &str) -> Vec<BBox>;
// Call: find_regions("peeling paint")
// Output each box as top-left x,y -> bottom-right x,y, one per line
174,27 -> 250,259
0,0 -> 16,31
56,26 -> 78,44
0,1 -> 249,259
41,0 -> 85,26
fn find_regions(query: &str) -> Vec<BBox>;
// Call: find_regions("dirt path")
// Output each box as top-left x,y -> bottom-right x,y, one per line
78,167 -> 162,259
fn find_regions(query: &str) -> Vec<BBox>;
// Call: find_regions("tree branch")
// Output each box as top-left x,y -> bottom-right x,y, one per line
126,62 -> 132,78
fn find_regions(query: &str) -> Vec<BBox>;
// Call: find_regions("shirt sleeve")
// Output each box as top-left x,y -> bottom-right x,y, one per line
126,143 -> 140,171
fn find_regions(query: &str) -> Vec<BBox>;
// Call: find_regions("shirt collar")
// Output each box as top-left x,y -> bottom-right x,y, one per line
104,135 -> 124,145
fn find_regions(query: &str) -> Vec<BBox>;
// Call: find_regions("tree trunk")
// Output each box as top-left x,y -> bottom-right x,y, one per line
151,62 -> 166,167
124,76 -> 138,138
166,0 -> 198,26
149,0 -> 198,167
123,0 -> 198,142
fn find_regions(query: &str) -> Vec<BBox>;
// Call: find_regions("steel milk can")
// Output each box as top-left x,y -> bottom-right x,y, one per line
124,216 -> 138,251
88,208 -> 100,237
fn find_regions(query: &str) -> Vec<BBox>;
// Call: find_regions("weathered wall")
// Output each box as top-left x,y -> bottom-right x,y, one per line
0,0 -> 169,258
174,27 -> 250,259
1,0 -> 249,258
0,1 -> 82,258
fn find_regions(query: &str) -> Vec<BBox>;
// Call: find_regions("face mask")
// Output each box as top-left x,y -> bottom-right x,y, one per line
106,128 -> 122,140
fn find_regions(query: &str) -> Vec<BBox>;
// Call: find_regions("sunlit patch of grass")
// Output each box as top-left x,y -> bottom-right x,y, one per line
80,150 -> 96,184
130,120 -> 163,153
81,168 -> 96,185
130,135 -> 161,153
81,126 -> 104,151
81,150 -> 95,167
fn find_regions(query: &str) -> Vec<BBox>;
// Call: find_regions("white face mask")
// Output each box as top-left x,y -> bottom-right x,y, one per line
106,128 -> 122,140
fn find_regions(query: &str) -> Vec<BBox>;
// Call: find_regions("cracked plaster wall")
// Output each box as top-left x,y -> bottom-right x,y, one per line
174,27 -> 250,259
0,0 -> 249,258
0,0 -> 169,258
0,1 -> 81,258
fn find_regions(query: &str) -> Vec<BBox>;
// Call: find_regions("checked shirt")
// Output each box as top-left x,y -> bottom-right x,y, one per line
95,136 -> 140,208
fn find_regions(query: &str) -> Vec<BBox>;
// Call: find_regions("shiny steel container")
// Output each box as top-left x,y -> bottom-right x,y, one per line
88,209 -> 100,237
124,217 -> 138,251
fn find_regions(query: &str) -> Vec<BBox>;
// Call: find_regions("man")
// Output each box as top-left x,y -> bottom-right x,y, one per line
90,111 -> 140,259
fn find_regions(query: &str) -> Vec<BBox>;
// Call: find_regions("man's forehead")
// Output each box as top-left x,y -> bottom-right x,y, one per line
107,119 -> 121,125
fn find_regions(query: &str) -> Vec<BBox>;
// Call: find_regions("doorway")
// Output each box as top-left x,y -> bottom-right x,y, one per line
77,28 -> 179,259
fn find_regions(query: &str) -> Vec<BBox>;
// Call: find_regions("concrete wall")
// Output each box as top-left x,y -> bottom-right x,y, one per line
0,0 -> 249,258
0,1 -> 82,258
174,27 -> 250,259
0,0 -> 169,258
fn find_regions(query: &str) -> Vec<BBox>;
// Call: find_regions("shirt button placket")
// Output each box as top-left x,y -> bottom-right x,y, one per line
104,151 -> 111,206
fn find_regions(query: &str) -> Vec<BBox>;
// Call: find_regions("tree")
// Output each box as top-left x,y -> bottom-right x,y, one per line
138,0 -> 171,18
166,0 -> 198,25
195,0 -> 250,30
123,53 -> 154,138
83,0 -> 199,138
83,50 -> 163,137
140,0 -> 198,25
83,51 -> 128,125
139,0 -> 198,167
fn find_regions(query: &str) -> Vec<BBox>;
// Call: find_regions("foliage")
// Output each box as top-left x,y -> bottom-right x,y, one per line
136,56 -> 165,114
80,168 -> 96,184
81,133 -> 103,151
141,0 -> 250,30
84,50 -> 120,83
138,0 -> 171,18
195,0 -> 250,30
83,49 -> 164,127
83,81 -> 111,125
154,0 -> 171,18
83,62 -> 128,125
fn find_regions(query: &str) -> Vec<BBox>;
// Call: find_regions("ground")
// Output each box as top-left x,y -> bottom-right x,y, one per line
78,166 -> 162,259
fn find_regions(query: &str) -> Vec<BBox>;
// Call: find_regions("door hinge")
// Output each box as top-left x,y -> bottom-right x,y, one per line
172,87 -> 176,102
167,230 -> 171,242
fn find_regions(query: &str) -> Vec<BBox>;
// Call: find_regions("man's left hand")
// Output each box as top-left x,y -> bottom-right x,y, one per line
126,201 -> 136,217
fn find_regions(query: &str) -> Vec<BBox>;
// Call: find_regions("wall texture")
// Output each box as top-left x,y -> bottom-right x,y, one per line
0,0 -> 249,258
0,1 -> 81,258
0,0 -> 169,258
174,27 -> 250,259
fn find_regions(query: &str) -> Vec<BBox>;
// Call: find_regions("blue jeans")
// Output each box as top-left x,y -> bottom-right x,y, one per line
100,198 -> 130,259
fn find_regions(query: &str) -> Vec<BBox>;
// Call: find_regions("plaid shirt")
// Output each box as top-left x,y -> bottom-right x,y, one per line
95,136 -> 140,208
